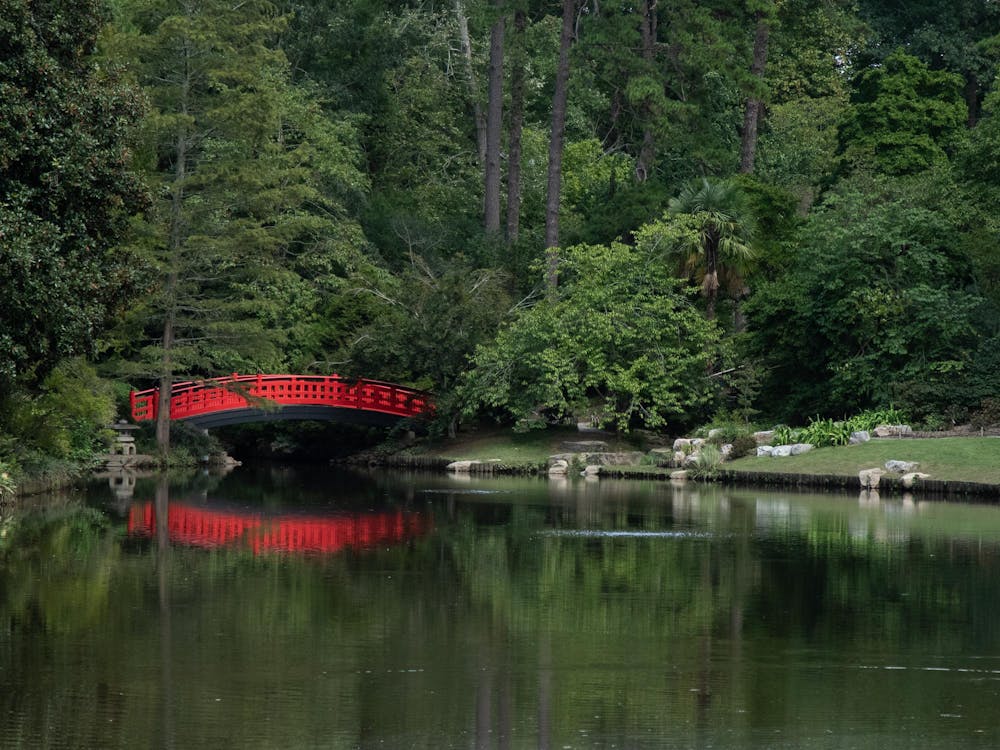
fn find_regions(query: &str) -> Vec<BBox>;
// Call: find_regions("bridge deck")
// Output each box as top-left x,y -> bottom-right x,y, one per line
130,373 -> 433,426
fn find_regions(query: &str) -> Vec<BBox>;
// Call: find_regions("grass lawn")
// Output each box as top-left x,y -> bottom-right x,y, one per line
408,426 -> 651,465
726,437 -> 1000,484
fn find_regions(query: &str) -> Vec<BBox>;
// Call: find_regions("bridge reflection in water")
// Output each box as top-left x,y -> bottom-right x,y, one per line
128,501 -> 430,554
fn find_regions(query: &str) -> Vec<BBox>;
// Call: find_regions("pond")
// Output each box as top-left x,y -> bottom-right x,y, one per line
2,466 -> 1000,749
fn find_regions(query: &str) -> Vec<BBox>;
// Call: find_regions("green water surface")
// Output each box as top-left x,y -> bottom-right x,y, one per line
2,467 -> 999,749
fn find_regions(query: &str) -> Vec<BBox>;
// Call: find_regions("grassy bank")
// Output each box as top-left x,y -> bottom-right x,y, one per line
726,437 -> 1000,484
405,427 -> 653,466
403,430 -> 1000,487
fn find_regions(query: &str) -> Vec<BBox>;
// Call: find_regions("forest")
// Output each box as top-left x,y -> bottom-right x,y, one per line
3,0 -> 1000,474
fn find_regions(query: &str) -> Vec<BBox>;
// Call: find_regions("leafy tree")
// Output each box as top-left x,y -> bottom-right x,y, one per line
838,49 -> 966,175
458,242 -> 718,431
957,86 -> 1000,309
347,260 -> 512,397
756,94 -> 847,210
0,0 -> 147,389
744,173 -> 984,421
857,0 -> 1000,125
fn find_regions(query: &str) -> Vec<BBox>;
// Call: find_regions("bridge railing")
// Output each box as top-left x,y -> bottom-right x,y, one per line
129,373 -> 433,422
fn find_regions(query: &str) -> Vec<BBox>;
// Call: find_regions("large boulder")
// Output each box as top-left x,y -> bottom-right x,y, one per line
859,468 -> 883,489
771,445 -> 793,457
548,459 -> 570,476
447,460 -> 478,473
753,430 -> 775,445
670,470 -> 689,481
673,438 -> 692,451
756,446 -> 774,457
884,460 -> 919,474
582,452 -> 646,466
849,431 -> 871,445
789,443 -> 814,456
873,424 -> 913,438
560,440 -> 609,452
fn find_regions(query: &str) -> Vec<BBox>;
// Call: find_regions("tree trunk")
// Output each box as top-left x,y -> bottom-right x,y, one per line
739,12 -> 770,174
155,304 -> 175,456
635,0 -> 657,182
156,36 -> 192,459
965,75 -> 980,128
484,8 -> 505,232
505,9 -> 526,243
704,234 -> 719,321
456,0 -> 487,166
545,0 -> 577,289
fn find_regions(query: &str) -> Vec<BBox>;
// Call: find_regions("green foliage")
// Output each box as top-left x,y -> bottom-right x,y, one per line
756,95 -> 847,211
799,417 -> 853,448
347,261 -> 512,395
0,359 -> 115,465
857,0 -> 1000,105
771,424 -> 802,446
458,242 -> 719,432
0,0 -> 148,388
846,406 -> 909,432
838,49 -> 966,175
770,407 -> 911,448
745,172 -> 982,420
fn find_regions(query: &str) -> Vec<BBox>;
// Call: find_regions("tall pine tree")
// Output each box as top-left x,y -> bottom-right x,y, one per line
109,0 -> 368,454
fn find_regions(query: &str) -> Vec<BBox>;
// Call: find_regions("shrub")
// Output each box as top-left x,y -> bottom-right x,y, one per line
729,435 -> 758,459
970,398 -> 1000,429
705,421 -> 755,444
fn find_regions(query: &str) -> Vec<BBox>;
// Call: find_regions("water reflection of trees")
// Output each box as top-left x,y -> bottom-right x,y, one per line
3,478 -> 1000,746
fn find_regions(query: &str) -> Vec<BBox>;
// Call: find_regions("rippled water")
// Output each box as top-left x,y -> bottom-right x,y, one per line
3,466 -> 1000,748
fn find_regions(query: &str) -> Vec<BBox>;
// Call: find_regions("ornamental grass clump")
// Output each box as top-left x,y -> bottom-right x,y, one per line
688,444 -> 723,480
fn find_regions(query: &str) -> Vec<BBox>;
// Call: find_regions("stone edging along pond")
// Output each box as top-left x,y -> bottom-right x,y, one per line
355,453 -> 1000,500
713,469 -> 1000,500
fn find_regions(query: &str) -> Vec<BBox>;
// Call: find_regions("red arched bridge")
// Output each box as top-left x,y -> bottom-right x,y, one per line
128,501 -> 430,555
129,373 -> 433,429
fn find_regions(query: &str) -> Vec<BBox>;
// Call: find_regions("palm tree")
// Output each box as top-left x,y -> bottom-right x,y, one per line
667,179 -> 755,321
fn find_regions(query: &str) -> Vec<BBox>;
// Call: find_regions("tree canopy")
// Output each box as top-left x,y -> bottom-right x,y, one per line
3,0 -> 1000,464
